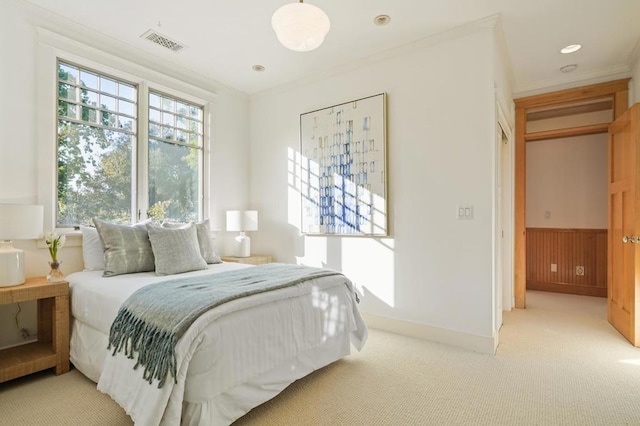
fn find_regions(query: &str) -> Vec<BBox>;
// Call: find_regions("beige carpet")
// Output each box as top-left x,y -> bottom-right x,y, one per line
2,290 -> 640,425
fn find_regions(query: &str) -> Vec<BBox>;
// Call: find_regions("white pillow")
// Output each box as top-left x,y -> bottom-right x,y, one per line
80,225 -> 105,271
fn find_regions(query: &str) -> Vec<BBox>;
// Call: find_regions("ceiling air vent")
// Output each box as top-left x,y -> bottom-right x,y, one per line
140,29 -> 186,53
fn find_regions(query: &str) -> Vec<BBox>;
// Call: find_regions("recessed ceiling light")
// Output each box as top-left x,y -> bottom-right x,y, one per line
560,64 -> 578,73
374,15 -> 391,26
560,44 -> 582,54
252,65 -> 266,72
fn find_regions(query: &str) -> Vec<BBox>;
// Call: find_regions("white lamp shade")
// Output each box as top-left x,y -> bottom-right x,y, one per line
271,2 -> 330,52
0,204 -> 44,240
226,210 -> 258,232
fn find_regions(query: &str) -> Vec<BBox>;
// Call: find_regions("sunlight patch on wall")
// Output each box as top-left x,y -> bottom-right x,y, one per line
287,147 -> 303,228
619,359 -> 640,366
342,237 -> 395,307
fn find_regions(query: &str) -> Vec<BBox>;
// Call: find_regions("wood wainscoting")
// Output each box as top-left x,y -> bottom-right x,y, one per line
526,228 -> 607,297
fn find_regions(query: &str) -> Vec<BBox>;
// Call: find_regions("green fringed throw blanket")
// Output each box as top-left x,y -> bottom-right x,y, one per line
108,263 -> 344,388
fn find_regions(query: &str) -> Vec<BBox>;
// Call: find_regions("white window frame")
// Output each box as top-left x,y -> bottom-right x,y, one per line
36,32 -> 214,233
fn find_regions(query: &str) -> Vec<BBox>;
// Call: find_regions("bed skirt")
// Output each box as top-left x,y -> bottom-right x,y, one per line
71,318 -> 352,425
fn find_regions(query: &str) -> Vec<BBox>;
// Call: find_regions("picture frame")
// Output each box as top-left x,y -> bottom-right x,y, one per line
300,93 -> 387,236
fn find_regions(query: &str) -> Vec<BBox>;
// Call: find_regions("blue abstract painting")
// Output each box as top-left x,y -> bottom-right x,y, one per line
300,93 -> 387,236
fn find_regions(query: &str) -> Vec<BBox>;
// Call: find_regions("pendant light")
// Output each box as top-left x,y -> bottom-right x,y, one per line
271,0 -> 330,52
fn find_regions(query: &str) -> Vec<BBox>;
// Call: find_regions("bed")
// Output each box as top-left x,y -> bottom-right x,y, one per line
67,261 -> 368,425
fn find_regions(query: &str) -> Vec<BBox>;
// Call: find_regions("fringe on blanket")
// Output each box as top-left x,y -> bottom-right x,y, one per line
108,308 -> 178,389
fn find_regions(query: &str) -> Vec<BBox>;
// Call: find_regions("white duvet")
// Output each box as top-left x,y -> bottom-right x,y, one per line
67,263 -> 367,425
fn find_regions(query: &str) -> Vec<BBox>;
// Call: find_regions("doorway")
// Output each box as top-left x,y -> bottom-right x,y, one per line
513,79 -> 630,308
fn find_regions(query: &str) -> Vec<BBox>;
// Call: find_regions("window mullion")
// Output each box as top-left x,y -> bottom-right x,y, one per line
137,82 -> 150,221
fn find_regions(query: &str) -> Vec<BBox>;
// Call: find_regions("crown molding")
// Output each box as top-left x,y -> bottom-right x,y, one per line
251,14 -> 502,100
512,64 -> 632,98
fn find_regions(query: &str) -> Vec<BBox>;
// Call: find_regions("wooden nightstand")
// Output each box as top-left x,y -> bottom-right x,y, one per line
221,255 -> 272,265
0,277 -> 70,383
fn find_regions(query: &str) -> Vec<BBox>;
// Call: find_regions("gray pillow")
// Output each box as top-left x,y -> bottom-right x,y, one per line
93,218 -> 155,277
146,223 -> 208,275
162,219 -> 222,264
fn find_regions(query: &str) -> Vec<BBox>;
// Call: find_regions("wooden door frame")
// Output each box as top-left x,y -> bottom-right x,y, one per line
513,79 -> 630,308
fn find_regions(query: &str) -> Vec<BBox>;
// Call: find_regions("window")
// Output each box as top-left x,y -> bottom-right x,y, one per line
56,61 -> 205,226
148,91 -> 204,222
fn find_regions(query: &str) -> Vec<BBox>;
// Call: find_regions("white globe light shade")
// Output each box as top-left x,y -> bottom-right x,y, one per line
271,2 -> 331,52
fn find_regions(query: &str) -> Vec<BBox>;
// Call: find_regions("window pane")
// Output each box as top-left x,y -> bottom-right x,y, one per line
119,83 -> 136,101
162,112 -> 174,126
81,90 -> 99,107
149,93 -> 161,108
148,140 -> 199,222
189,106 -> 201,120
101,111 -> 116,127
118,116 -> 135,132
81,107 -> 98,123
101,77 -> 117,96
161,97 -> 175,112
162,126 -> 174,140
57,120 -> 133,226
58,63 -> 78,84
80,71 -> 99,90
58,84 -> 76,102
58,101 -> 77,119
176,101 -> 188,117
149,123 -> 161,137
119,100 -> 135,116
101,95 -> 116,112
149,108 -> 161,123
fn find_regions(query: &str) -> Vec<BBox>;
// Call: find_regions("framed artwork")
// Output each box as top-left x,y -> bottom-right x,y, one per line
300,93 -> 387,236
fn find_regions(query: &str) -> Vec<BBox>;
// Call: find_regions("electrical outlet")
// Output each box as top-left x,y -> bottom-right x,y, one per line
20,328 -> 30,339
551,263 -> 557,272
576,266 -> 585,276
545,211 -> 551,220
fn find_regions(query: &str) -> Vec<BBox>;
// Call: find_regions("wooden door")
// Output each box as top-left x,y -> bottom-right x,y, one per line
608,104 -> 640,345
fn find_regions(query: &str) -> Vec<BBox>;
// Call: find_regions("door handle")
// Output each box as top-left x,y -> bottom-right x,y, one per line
623,235 -> 637,243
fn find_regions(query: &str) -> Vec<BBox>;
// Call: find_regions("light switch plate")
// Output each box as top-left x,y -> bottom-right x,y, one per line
457,205 -> 473,220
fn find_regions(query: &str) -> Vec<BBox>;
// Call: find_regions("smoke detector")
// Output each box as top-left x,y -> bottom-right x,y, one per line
140,29 -> 187,52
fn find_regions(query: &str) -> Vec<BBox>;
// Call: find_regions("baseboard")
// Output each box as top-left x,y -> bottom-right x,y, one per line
362,313 -> 496,355
527,280 -> 606,297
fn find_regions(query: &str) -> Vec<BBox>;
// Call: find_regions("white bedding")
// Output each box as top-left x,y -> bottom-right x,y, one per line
67,263 -> 367,425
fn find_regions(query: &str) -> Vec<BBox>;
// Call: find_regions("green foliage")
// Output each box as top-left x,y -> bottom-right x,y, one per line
56,66 -> 200,226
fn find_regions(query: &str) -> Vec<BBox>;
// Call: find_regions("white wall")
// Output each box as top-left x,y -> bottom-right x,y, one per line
249,28 -> 498,350
632,53 -> 640,105
526,133 -> 608,229
0,2 -> 250,348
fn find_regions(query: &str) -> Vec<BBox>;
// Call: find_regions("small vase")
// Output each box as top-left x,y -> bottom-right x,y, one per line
47,261 -> 64,283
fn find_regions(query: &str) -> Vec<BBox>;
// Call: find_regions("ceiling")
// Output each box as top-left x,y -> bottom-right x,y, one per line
20,0 -> 640,96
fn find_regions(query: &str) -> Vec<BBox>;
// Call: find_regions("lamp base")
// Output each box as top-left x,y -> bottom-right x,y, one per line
0,241 -> 25,287
234,232 -> 251,258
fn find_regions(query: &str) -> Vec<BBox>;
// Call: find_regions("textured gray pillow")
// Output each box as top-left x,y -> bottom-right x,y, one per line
147,223 -> 208,275
162,219 -> 222,264
93,219 -> 155,277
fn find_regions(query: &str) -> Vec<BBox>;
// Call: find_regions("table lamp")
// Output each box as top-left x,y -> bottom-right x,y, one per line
226,210 -> 258,258
0,204 -> 44,287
